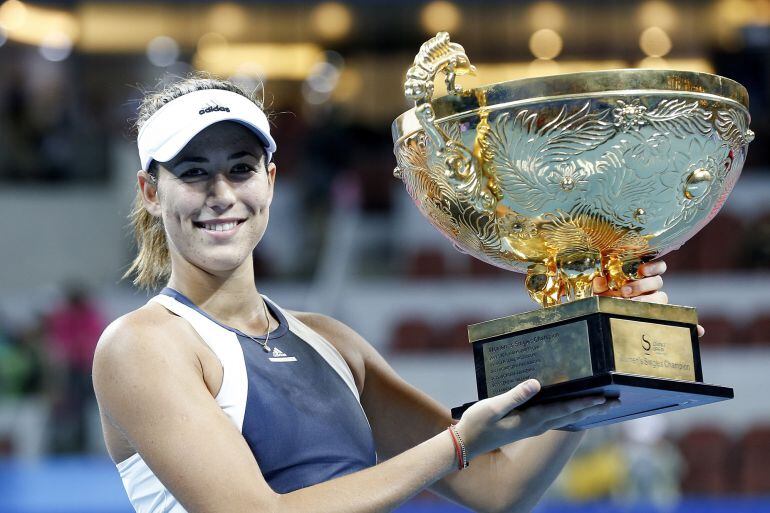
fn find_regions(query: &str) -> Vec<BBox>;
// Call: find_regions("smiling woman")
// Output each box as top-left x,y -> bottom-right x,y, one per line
92,73 -> 670,513
124,77 -> 275,289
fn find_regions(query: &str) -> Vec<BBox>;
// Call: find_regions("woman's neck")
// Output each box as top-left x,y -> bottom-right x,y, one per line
166,253 -> 268,330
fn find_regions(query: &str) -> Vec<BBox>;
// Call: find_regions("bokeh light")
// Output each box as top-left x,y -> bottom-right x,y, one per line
420,1 -> 461,34
0,0 -> 27,31
38,30 -> 72,61
528,1 -> 566,31
640,26 -> 672,58
529,28 -> 563,60
206,2 -> 247,38
637,0 -> 678,31
146,36 -> 179,67
310,2 -> 353,41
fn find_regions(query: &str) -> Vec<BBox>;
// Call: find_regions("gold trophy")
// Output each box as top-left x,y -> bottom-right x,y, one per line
392,33 -> 753,429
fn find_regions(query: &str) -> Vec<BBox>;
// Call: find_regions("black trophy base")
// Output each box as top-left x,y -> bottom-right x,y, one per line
450,372 -> 733,430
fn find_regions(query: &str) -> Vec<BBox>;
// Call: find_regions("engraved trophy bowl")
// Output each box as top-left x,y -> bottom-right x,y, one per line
392,33 -> 752,429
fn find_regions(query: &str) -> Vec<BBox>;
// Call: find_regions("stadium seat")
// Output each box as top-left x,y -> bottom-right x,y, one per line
693,213 -> 746,270
698,316 -> 738,347
678,426 -> 734,494
391,318 -> 435,352
743,314 -> 770,346
406,248 -> 448,279
736,425 -> 770,494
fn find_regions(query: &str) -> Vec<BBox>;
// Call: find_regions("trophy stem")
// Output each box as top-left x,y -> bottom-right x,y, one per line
526,253 -> 651,307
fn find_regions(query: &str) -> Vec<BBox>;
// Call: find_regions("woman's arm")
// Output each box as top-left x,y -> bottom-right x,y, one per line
94,306 -> 605,513
315,316 -> 591,513
300,260 -> 673,513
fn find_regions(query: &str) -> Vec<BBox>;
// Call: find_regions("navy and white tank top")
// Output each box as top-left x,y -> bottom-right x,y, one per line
116,289 -> 377,512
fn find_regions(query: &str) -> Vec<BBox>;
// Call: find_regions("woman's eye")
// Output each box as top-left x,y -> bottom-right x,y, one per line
180,168 -> 207,178
231,163 -> 256,174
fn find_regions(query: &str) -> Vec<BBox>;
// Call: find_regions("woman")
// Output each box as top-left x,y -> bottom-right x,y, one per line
93,75 -> 678,513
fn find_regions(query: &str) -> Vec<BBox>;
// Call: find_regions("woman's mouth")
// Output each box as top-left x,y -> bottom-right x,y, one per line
193,219 -> 245,236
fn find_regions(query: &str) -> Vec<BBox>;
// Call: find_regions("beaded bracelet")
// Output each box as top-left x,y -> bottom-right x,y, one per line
447,425 -> 469,470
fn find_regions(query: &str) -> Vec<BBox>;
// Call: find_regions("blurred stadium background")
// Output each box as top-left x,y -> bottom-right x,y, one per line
0,0 -> 769,512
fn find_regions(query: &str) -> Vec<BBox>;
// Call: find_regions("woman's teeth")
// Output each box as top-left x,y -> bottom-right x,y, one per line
201,222 -> 238,231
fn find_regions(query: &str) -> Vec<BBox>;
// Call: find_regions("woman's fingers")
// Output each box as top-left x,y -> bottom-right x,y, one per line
593,260 -> 667,297
639,260 -> 667,277
621,275 -> 664,297
593,275 -> 609,294
630,290 -> 669,304
540,399 -> 620,431
483,379 -> 541,420
697,324 -> 705,337
498,395 -> 616,433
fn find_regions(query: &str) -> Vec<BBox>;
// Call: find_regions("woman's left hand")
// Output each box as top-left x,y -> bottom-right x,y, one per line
592,260 -> 705,337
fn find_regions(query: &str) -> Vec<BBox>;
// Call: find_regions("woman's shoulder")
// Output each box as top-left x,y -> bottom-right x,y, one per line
94,301 -> 194,373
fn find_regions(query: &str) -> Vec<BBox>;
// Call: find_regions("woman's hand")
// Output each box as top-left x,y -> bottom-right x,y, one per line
455,380 -> 615,460
592,259 -> 705,337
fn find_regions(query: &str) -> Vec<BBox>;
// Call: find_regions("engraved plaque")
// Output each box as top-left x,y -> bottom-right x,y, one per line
483,320 -> 593,397
611,318 -> 696,381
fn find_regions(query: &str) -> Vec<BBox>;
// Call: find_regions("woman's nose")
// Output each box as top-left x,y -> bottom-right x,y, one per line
205,174 -> 236,212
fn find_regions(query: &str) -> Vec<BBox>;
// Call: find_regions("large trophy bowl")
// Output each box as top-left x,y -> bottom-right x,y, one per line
392,33 -> 753,430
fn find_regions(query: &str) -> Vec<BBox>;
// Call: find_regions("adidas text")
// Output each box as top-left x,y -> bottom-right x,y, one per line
199,105 -> 230,115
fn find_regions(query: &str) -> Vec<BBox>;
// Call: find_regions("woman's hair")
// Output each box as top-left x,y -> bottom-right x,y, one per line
123,73 -> 267,290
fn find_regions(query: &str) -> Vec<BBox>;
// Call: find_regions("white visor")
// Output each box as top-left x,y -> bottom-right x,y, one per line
137,89 -> 277,171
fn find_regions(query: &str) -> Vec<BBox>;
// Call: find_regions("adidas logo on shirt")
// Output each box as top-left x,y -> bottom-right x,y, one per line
269,346 -> 297,363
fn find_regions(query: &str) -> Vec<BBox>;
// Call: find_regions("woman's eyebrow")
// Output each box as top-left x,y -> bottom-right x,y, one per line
228,151 -> 258,160
173,157 -> 208,169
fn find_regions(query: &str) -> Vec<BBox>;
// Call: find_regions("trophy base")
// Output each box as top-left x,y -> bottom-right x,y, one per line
450,372 -> 733,430
452,296 -> 733,430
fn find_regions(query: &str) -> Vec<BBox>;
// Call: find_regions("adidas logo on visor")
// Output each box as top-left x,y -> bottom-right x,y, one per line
198,105 -> 230,115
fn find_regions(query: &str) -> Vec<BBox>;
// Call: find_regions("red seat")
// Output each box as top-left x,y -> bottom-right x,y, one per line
744,212 -> 770,270
698,316 -> 737,347
735,425 -> 770,494
406,248 -> 447,279
390,318 -> 435,352
678,426 -> 734,494
439,319 -> 482,351
661,243 -> 700,274
691,213 -> 746,271
743,314 -> 770,346
467,254 -> 507,278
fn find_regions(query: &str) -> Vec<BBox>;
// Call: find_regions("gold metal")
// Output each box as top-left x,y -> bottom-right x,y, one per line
610,318 -> 696,381
393,32 -> 753,307
468,296 -> 697,343
482,320 -> 593,396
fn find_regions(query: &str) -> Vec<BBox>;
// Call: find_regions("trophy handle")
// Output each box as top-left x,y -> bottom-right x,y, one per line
403,32 -> 477,165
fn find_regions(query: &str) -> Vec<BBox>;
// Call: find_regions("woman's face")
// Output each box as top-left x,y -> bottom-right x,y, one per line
140,120 -> 276,275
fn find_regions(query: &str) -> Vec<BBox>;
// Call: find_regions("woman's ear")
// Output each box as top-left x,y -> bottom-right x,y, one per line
265,161 -> 277,205
138,169 -> 162,218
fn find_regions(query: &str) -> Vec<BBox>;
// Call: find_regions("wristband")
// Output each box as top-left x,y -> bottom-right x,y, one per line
447,425 -> 469,470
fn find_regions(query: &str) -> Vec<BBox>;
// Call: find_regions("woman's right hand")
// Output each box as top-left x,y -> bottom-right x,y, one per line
455,379 -> 616,459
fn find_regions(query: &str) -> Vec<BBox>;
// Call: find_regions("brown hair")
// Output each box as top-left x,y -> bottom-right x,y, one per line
123,73 -> 267,290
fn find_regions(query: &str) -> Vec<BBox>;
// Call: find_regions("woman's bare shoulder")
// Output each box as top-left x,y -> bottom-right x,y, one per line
94,301 -> 192,372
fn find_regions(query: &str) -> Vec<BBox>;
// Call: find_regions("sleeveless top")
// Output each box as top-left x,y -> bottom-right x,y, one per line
116,288 -> 377,512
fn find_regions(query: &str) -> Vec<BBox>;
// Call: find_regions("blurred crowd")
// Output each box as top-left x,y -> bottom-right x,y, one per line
0,285 -> 104,457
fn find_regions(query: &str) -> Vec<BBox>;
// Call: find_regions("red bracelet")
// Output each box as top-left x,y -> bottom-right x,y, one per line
447,425 -> 469,470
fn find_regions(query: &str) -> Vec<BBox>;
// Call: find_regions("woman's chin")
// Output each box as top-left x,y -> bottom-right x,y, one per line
193,253 -> 252,275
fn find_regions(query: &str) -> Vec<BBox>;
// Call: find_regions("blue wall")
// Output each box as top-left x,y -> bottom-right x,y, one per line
1,458 -> 768,513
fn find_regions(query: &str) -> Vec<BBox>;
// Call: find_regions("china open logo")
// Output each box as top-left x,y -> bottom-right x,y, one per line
641,334 -> 652,353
